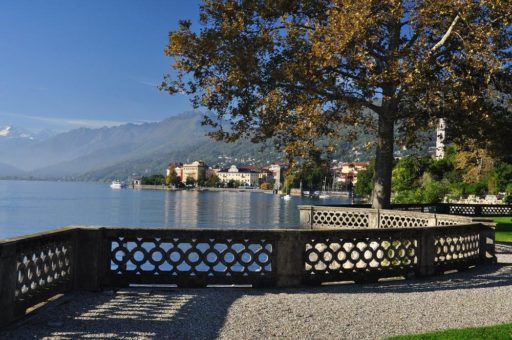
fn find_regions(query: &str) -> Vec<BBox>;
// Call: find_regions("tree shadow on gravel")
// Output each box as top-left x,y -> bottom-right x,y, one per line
0,288 -> 251,340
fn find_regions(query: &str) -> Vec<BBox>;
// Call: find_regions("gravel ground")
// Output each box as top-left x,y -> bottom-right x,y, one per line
2,244 -> 511,340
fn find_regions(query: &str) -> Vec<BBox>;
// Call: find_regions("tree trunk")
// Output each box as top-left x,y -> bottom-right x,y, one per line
371,113 -> 394,209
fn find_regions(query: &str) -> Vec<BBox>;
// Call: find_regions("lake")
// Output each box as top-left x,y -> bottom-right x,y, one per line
0,180 -> 351,239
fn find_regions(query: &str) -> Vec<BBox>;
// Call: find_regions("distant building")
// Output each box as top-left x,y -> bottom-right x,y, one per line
166,161 -> 208,183
217,165 -> 260,186
166,162 -> 184,178
207,166 -> 221,178
334,161 -> 369,186
182,161 -> 208,182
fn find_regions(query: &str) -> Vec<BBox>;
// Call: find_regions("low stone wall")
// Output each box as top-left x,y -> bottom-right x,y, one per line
0,219 -> 496,326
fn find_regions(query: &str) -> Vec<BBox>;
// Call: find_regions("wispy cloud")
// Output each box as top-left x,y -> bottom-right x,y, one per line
0,111 -> 132,130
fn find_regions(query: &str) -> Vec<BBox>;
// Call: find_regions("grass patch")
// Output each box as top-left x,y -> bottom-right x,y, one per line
388,322 -> 512,339
493,217 -> 512,243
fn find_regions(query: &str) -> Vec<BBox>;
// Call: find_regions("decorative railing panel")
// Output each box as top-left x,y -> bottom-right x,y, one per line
435,215 -> 471,226
448,205 -> 477,216
0,228 -> 76,325
105,229 -> 276,287
379,211 -> 431,228
481,205 -> 512,216
310,208 -> 370,229
434,230 -> 480,266
16,240 -> 72,302
304,230 -> 418,283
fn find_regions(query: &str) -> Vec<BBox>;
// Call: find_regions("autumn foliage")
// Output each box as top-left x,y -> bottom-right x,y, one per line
162,0 -> 511,208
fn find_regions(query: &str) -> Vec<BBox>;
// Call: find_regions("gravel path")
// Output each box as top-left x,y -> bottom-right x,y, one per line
2,244 -> 511,340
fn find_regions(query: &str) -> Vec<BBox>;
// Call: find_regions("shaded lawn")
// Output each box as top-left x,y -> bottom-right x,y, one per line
494,217 -> 512,243
388,322 -> 512,340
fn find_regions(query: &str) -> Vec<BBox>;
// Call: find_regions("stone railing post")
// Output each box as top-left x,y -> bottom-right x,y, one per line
478,224 -> 497,264
428,215 -> 437,227
417,229 -> 436,277
298,206 -> 314,229
275,232 -> 304,287
73,227 -> 106,291
0,243 -> 18,327
368,209 -> 380,228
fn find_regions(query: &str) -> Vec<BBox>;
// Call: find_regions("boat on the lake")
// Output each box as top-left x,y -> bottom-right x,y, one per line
110,180 -> 125,189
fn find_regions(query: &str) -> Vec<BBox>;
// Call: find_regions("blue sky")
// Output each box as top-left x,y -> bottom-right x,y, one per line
0,0 -> 201,132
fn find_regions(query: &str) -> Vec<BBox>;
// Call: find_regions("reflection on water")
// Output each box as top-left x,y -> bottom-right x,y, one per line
0,180 -> 350,239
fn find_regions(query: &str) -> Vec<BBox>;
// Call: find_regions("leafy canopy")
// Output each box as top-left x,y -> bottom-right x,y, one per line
162,0 -> 511,208
163,0 -> 511,157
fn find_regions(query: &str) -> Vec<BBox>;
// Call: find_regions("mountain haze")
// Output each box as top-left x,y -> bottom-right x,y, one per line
0,111 -> 282,180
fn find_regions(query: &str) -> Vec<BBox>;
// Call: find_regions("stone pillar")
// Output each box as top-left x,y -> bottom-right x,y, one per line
0,243 -> 18,327
275,232 -> 304,287
368,209 -> 380,228
479,224 -> 497,264
417,229 -> 436,277
73,228 -> 105,291
298,206 -> 314,229
428,214 -> 437,227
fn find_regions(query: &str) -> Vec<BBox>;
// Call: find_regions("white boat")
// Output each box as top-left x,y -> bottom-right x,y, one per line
282,194 -> 292,200
110,180 -> 125,189
318,193 -> 330,199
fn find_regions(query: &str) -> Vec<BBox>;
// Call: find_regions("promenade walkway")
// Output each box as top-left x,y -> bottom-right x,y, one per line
2,244 -> 511,340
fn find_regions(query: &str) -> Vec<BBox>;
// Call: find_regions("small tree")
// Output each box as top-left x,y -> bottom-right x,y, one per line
170,172 -> 180,186
205,173 -> 221,187
197,171 -> 206,187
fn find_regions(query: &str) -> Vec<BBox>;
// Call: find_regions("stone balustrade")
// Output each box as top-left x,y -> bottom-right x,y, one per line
0,208 -> 497,326
298,205 -> 476,229
319,203 -> 512,217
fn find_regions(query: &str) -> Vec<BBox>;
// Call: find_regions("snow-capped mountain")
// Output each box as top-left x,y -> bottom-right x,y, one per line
0,126 -> 56,140
0,126 -> 13,137
0,126 -> 34,139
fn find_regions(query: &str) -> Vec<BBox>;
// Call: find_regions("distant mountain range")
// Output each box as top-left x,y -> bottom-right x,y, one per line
0,111 -> 287,181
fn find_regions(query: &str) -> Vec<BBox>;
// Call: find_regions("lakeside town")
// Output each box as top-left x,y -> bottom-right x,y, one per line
131,159 -> 368,195
128,145 -> 511,205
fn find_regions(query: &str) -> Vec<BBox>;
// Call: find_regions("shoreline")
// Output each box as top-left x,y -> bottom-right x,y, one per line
132,185 -> 275,194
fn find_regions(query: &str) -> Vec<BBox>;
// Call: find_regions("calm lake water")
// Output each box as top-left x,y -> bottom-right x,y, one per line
0,180 -> 351,239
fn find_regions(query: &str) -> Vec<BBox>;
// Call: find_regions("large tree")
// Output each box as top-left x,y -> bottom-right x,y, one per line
162,0 -> 511,208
